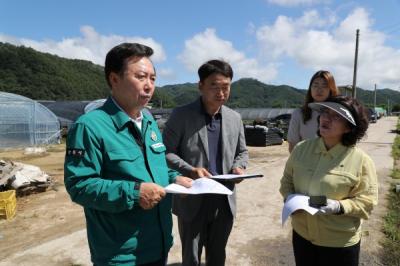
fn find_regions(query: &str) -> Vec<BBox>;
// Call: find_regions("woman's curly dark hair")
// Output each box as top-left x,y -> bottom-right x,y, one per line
317,96 -> 369,146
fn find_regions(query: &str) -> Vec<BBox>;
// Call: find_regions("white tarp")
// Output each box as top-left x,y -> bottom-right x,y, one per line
0,160 -> 50,189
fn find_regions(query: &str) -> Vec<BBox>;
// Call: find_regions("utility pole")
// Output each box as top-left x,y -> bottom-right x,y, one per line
352,29 -> 360,98
374,84 -> 377,109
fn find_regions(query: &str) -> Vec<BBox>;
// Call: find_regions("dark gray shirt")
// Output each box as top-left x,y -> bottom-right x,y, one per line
201,103 -> 223,175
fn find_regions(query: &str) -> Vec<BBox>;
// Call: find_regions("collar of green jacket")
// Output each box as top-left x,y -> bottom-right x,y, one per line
102,97 -> 154,131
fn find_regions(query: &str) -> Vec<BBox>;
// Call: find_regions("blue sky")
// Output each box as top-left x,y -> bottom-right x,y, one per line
1,0 -> 400,90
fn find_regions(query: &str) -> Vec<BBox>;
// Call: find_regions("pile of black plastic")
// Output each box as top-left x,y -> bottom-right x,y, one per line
244,125 -> 283,146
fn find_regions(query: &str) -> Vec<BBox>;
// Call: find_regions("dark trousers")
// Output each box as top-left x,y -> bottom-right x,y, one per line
178,195 -> 233,266
292,230 -> 360,266
139,257 -> 167,266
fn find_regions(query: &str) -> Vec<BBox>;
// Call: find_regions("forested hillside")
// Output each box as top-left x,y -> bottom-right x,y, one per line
0,42 -> 109,100
152,80 -> 305,108
1,42 -> 399,110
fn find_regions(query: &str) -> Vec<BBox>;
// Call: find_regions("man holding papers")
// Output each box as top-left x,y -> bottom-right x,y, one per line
163,59 -> 248,266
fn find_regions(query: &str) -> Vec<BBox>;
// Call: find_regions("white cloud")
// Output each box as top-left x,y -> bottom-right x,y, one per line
255,7 -> 400,89
178,28 -> 277,82
0,26 -> 166,65
267,0 -> 328,7
157,68 -> 176,80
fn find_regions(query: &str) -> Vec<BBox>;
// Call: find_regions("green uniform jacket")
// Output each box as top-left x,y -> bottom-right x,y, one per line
64,97 -> 178,265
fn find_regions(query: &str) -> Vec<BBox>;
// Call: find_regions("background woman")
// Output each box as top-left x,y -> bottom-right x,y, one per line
287,70 -> 339,152
280,96 -> 378,266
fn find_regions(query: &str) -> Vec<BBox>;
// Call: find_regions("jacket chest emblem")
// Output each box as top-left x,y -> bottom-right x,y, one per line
151,131 -> 158,141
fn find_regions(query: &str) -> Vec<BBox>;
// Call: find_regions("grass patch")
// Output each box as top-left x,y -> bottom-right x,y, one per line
381,185 -> 400,266
392,135 -> 400,159
391,169 -> 400,179
382,118 -> 400,265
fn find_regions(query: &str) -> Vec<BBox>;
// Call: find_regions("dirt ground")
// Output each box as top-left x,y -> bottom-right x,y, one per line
0,117 -> 397,266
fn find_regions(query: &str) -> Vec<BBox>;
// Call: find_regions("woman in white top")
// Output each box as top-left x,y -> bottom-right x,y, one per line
287,70 -> 339,152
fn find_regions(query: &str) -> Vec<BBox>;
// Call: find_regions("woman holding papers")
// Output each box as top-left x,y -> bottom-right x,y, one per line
287,70 -> 339,152
280,96 -> 378,266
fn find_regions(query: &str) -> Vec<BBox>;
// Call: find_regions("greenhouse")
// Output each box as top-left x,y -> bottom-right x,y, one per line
84,98 -> 106,113
235,108 -> 295,121
39,100 -> 89,129
0,92 -> 60,149
84,98 -> 153,117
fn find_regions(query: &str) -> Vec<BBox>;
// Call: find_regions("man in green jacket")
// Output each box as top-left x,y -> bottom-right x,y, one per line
64,42 -> 192,266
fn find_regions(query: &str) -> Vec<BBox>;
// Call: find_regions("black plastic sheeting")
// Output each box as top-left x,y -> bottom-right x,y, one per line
39,101 -> 89,121
244,125 -> 283,146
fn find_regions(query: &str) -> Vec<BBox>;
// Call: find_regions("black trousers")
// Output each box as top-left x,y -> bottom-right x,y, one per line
138,257 -> 167,266
292,230 -> 360,266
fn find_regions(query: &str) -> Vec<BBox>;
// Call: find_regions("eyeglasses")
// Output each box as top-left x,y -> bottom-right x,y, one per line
319,108 -> 344,122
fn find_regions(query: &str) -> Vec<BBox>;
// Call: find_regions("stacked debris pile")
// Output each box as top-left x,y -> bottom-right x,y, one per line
0,160 -> 52,196
244,125 -> 283,146
266,114 -> 291,141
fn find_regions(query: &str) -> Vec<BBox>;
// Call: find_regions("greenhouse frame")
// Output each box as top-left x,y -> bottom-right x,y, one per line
235,108 -> 295,121
0,92 -> 61,149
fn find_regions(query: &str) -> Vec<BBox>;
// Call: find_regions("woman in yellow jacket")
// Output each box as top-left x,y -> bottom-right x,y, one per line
280,96 -> 378,266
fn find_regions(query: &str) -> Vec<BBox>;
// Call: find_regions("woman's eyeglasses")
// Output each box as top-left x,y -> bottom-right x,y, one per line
319,108 -> 344,122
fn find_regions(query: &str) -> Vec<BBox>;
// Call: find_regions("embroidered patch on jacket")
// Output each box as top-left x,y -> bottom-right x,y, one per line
151,142 -> 165,149
66,148 -> 85,157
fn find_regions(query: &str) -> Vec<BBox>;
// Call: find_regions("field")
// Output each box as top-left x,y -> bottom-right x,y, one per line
0,117 -> 397,265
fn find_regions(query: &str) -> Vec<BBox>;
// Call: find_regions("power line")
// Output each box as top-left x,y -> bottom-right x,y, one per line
378,21 -> 400,34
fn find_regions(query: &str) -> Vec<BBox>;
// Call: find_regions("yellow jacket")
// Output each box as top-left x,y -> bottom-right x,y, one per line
280,138 -> 378,247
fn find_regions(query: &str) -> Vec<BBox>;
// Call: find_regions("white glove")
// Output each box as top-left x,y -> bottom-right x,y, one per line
319,199 -> 341,214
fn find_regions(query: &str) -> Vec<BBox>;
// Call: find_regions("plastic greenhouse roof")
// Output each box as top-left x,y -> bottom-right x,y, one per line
235,108 -> 295,120
0,92 -> 59,122
0,91 -> 61,148
0,91 -> 33,102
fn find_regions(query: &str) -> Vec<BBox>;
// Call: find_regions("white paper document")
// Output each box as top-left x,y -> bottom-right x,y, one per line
211,173 -> 263,181
281,194 -> 320,225
165,177 -> 233,195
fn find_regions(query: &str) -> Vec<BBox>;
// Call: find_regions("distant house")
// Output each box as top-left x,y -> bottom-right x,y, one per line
374,107 -> 387,118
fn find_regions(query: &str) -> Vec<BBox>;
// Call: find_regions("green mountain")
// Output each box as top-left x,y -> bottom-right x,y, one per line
0,42 -> 109,100
153,78 -> 305,108
339,86 -> 400,109
229,78 -> 305,108
0,42 -> 399,110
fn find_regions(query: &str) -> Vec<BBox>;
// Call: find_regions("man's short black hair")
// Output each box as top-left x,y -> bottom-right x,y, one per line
198,59 -> 233,82
104,43 -> 153,87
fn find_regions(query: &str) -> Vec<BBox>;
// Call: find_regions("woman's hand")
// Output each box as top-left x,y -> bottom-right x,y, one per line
319,199 -> 341,214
